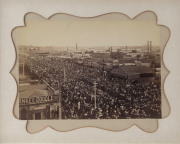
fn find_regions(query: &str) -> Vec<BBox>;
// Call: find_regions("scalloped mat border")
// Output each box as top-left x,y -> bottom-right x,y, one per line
10,11 -> 171,133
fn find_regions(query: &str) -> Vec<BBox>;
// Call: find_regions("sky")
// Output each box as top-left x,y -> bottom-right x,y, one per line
17,20 -> 160,47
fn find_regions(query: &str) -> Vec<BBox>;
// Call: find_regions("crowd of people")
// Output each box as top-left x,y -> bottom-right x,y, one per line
24,55 -> 161,119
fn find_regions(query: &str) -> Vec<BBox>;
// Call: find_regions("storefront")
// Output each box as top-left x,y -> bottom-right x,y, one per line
19,89 -> 60,120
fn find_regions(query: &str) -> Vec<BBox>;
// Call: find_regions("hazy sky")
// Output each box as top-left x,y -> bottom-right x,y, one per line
18,20 -> 160,47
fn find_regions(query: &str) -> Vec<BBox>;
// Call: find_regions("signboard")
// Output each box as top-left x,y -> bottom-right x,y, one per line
19,95 -> 59,105
50,104 -> 59,119
34,106 -> 45,111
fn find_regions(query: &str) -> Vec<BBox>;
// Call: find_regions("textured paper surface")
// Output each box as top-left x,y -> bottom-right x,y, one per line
0,0 -> 180,143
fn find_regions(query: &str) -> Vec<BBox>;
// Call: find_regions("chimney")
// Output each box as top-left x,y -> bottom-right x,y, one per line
147,41 -> 149,54
76,43 -> 77,51
149,41 -> 152,54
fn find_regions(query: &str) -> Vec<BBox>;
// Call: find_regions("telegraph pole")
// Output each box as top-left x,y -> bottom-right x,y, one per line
58,59 -> 64,119
93,81 -> 97,109
59,90 -> 62,119
63,62 -> 66,83
22,63 -> 25,76
58,78 -> 62,119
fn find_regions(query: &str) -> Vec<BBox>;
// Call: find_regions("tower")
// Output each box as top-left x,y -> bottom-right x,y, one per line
149,41 -> 152,54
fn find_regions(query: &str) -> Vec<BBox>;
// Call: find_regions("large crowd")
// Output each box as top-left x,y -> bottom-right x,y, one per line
24,56 -> 161,119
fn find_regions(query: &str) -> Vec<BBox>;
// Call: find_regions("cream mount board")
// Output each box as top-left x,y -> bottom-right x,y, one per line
1,0 -> 180,143
11,11 -> 170,133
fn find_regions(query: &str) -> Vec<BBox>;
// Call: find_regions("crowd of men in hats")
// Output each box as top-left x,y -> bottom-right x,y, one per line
25,56 -> 161,119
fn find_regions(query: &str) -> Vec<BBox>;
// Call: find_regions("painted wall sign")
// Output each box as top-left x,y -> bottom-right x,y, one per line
19,95 -> 59,105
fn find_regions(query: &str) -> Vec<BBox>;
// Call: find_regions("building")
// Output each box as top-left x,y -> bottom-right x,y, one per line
135,60 -> 151,67
19,84 -> 60,120
36,52 -> 51,57
91,52 -> 110,59
110,66 -> 155,81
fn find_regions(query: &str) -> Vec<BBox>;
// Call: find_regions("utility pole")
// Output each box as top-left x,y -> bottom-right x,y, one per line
23,63 -> 24,76
59,79 -> 62,119
30,58 -> 32,73
93,81 -> 97,109
58,59 -> 64,119
63,62 -> 67,83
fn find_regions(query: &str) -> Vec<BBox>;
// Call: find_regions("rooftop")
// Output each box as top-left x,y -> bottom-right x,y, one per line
19,89 -> 49,98
111,66 -> 154,76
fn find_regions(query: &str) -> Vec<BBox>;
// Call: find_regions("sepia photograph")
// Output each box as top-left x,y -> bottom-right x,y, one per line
18,16 -> 162,120
2,0 -> 180,142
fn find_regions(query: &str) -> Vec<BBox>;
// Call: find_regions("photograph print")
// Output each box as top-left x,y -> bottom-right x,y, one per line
18,14 -> 162,120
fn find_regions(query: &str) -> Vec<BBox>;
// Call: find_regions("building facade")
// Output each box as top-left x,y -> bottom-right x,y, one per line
19,84 -> 60,120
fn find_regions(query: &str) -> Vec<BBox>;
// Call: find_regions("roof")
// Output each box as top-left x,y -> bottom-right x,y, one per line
92,52 -> 110,55
19,84 -> 47,92
111,66 -> 154,76
19,89 -> 49,98
37,52 -> 51,55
